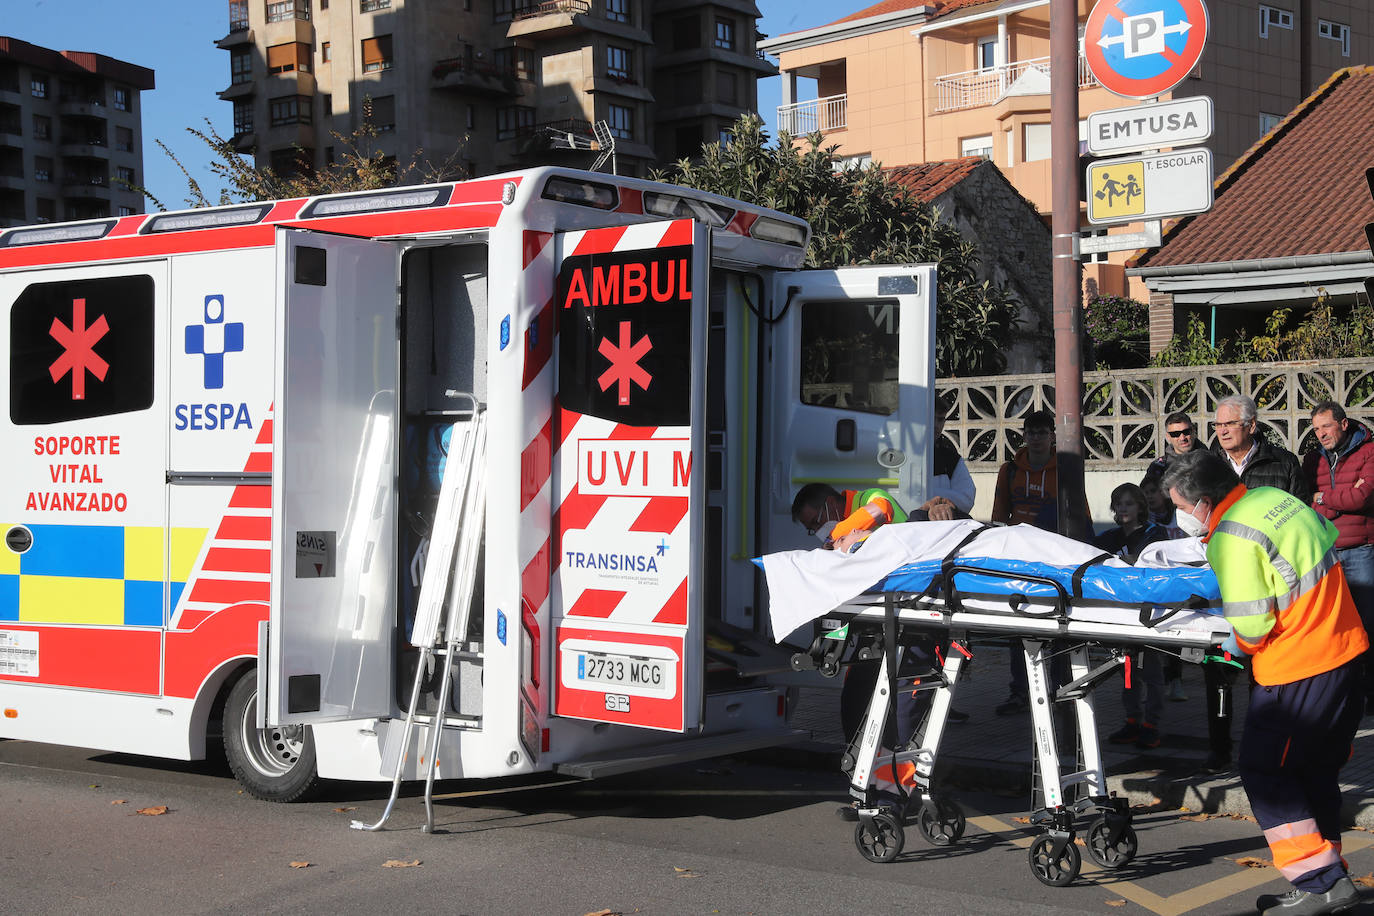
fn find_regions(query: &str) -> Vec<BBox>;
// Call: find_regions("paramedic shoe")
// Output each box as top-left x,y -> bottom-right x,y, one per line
994,694 -> 1029,716
1135,724 -> 1161,749
1167,678 -> 1189,702
1256,876 -> 1359,915
1108,719 -> 1141,744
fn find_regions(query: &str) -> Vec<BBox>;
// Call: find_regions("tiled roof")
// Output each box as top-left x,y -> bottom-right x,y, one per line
821,0 -> 992,29
1133,67 -> 1374,269
885,158 -> 984,200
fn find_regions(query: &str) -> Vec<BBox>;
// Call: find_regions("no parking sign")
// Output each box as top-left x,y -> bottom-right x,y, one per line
1085,0 -> 1209,99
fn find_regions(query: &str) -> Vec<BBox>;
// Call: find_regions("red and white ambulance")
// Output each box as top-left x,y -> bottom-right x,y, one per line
0,167 -> 936,801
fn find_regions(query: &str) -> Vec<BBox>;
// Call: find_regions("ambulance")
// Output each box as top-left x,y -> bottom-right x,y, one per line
0,167 -> 936,802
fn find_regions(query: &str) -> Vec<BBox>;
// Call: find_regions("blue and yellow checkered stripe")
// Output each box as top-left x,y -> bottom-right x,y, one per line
0,524 -> 208,627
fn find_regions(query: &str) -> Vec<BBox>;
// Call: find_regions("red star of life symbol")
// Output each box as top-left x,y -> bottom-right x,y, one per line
597,320 -> 652,406
48,297 -> 110,401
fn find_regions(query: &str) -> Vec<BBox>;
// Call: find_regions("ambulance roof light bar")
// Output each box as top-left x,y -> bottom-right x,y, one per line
540,175 -> 618,210
141,204 -> 274,234
642,190 -> 732,228
1,219 -> 117,248
298,185 -> 453,219
749,216 -> 807,248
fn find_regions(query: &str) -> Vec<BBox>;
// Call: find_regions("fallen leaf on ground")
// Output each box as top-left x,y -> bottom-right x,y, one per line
1074,837 -> 1086,846
88,784 -> 100,789
110,799 -> 126,806
1352,873 -> 1374,889
381,859 -> 421,868
1011,816 -> 1031,824
582,910 -> 620,916
1105,899 -> 1127,907
136,805 -> 169,816
673,867 -> 691,873
1234,856 -> 1272,869
289,861 -> 311,869
332,807 -> 358,813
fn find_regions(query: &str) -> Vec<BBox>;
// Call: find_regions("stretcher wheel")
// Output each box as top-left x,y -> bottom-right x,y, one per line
854,811 -> 905,863
1085,817 -> 1138,868
1028,833 -> 1080,887
916,800 -> 965,846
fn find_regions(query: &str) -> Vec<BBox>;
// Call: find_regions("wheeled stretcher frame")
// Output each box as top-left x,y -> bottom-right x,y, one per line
792,562 -> 1228,885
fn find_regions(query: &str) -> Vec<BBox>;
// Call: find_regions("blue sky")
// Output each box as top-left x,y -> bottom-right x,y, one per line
4,0 -> 841,211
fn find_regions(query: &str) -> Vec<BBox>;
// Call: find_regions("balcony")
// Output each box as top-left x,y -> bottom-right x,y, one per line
59,138 -> 111,160
776,93 -> 846,134
507,0 -> 591,38
933,55 -> 1098,113
431,56 -> 520,97
61,176 -> 111,200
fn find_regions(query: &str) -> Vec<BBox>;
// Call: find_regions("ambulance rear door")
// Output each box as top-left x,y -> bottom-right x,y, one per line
549,218 -> 708,733
759,265 -> 936,631
268,229 -> 400,725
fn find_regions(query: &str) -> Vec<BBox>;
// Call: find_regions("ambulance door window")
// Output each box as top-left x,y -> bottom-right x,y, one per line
798,300 -> 899,416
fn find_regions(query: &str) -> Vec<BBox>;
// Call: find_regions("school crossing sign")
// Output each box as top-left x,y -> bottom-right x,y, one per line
1085,0 -> 1209,100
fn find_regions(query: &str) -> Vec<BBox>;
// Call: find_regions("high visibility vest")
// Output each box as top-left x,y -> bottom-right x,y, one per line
1205,484 -> 1368,686
830,487 -> 907,541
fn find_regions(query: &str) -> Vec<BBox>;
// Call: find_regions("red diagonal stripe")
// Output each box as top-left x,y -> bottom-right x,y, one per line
660,218 -> 693,247
572,225 -> 627,257
216,515 -> 272,541
629,496 -> 689,533
188,577 -> 271,604
523,229 -> 553,268
652,578 -> 688,625
567,587 -> 626,619
229,485 -> 271,508
520,416 -> 553,511
203,547 -> 272,574
243,450 -> 272,473
255,417 -> 274,446
521,541 -> 551,619
521,297 -> 554,390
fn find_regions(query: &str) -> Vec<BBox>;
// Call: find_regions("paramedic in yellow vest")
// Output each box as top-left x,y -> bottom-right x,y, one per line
1162,450 -> 1368,916
791,483 -> 906,553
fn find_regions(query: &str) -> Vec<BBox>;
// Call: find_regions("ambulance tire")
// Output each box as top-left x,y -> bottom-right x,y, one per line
223,669 -> 321,803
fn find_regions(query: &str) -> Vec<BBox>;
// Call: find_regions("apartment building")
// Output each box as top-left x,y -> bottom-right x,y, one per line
217,0 -> 774,180
761,0 -> 1374,299
0,37 -> 154,229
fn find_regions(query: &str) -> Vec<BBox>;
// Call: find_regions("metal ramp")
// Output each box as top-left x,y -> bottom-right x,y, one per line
353,394 -> 486,833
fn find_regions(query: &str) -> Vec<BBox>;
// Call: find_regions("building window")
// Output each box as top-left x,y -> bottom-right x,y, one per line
267,42 -> 311,74
672,14 -> 700,50
674,124 -> 703,158
322,93 -> 332,117
835,153 -> 873,170
605,0 -> 628,23
495,46 -> 536,80
32,115 -> 51,141
496,105 -> 534,140
231,49 -> 253,84
607,45 -> 631,81
978,36 -> 999,70
367,94 -> 395,132
118,206 -> 136,217
115,126 -> 133,152
960,134 -> 993,160
718,128 -> 733,146
716,70 -> 737,104
608,103 -> 632,140
31,75 -> 48,98
234,99 -> 254,134
36,198 -> 55,223
270,147 -> 312,177
321,0 -> 329,8
361,35 -> 394,72
113,87 -> 131,112
1318,19 -> 1351,56
1259,112 -> 1281,135
116,166 -> 136,187
270,95 -> 312,126
360,0 -> 391,11
34,157 -> 52,182
714,18 -> 735,50
230,0 -> 249,31
1022,123 -> 1050,162
1259,5 -> 1294,37
266,0 -> 310,22
495,0 -> 514,21
322,41 -> 331,63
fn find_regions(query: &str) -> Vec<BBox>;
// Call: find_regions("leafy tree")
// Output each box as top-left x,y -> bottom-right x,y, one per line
1151,295 -> 1374,367
654,114 -> 1021,377
1083,293 -> 1149,369
141,103 -> 465,211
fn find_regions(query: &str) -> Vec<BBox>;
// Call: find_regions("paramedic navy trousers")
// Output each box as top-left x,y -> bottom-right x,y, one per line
1239,659 -> 1362,893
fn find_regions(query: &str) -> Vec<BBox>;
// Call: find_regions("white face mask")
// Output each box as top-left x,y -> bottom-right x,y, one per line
814,520 -> 838,543
1176,498 -> 1210,538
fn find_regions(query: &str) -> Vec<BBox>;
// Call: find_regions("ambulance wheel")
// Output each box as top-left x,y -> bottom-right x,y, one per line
223,669 -> 321,803
1086,817 -> 1138,868
916,799 -> 966,846
854,811 -> 905,863
1028,834 -> 1080,887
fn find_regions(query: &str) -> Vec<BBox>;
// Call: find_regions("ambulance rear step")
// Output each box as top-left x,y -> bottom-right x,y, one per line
553,728 -> 808,779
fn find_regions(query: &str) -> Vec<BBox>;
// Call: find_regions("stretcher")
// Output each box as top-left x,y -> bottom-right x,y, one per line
757,521 -> 1232,885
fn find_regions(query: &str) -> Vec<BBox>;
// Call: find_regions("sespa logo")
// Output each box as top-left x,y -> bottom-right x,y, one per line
177,294 -> 253,431
564,550 -> 660,573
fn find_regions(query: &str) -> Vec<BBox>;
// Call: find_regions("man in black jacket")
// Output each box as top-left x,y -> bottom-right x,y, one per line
1196,393 -> 1311,774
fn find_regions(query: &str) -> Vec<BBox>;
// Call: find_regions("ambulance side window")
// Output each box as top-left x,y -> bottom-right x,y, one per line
798,300 -> 899,416
9,275 -> 155,425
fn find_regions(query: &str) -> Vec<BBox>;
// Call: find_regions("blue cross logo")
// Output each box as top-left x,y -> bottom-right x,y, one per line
184,294 -> 244,390
657,538 -> 670,557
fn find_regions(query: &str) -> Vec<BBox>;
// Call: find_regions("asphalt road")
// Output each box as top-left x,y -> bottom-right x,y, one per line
3,738 -> 1374,916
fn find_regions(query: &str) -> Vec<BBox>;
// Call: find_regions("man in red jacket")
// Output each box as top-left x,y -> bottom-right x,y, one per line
1304,400 -> 1374,711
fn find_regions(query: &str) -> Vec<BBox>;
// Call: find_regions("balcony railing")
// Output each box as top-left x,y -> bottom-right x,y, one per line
229,0 -> 249,30
512,0 -> 590,22
934,54 -> 1098,113
776,93 -> 847,134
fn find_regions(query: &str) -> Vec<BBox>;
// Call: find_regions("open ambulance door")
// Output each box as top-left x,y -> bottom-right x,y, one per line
549,218 -> 708,733
267,229 -> 400,726
759,265 -> 937,641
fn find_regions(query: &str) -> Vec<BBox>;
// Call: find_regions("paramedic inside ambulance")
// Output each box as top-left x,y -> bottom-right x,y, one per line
1162,449 -> 1368,916
791,483 -> 906,553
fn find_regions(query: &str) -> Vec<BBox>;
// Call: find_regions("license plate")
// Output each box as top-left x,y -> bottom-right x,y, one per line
577,651 -> 666,690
